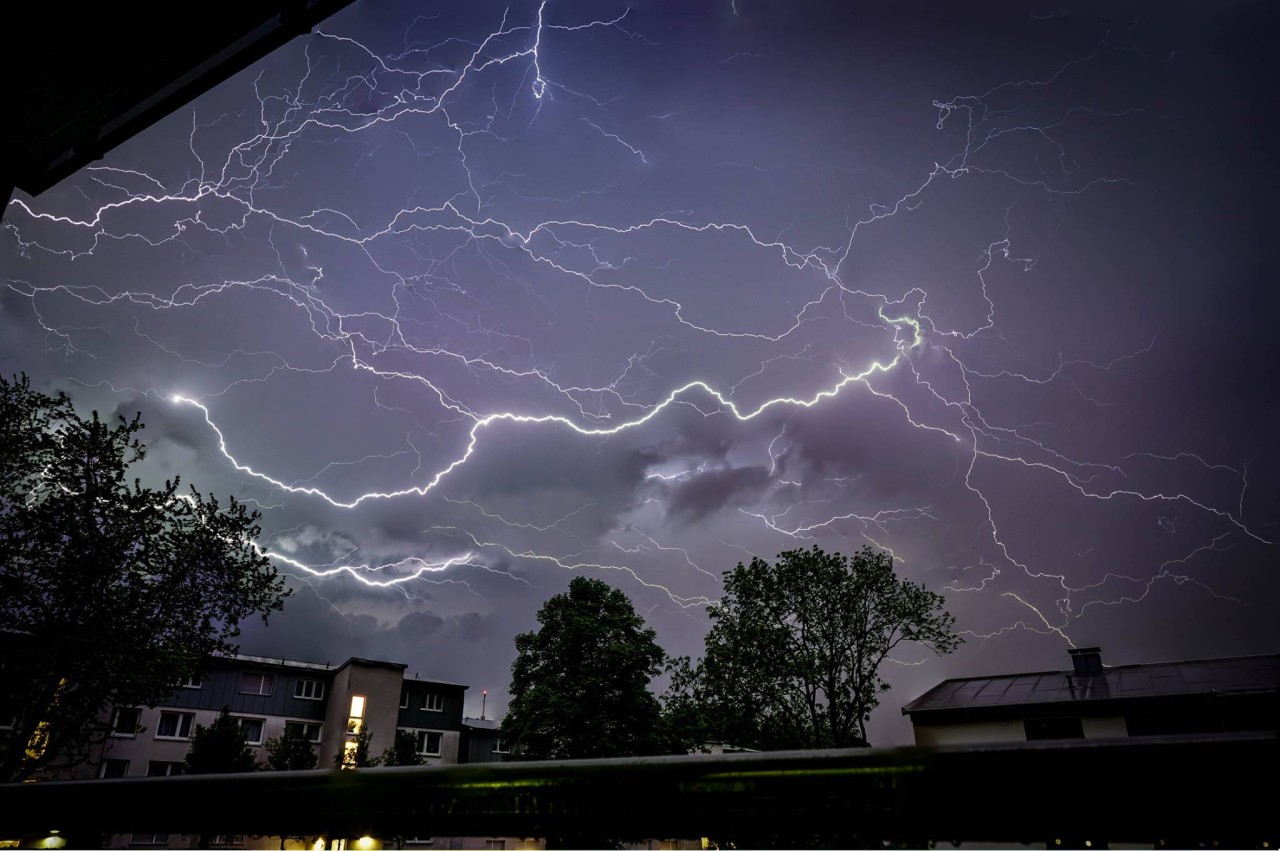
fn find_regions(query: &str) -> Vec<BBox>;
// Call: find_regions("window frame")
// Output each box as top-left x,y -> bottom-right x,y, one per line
493,737 -> 509,754
235,716 -> 266,746
415,730 -> 443,756
285,720 -> 323,743
100,758 -> 130,778
239,672 -> 275,696
146,761 -> 185,777
293,678 -> 325,701
155,710 -> 195,740
421,692 -> 443,712
111,707 -> 142,738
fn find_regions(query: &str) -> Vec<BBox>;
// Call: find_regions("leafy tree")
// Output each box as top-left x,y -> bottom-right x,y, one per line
380,729 -> 425,767
501,576 -> 668,760
0,374 -> 289,781
334,728 -> 381,769
265,725 -> 319,771
687,545 -> 961,749
184,709 -> 257,774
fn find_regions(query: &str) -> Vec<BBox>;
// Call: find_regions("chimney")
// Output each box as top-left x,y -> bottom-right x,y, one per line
1068,646 -> 1103,675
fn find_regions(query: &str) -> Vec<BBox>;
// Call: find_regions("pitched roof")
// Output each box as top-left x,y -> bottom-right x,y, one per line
902,652 -> 1280,716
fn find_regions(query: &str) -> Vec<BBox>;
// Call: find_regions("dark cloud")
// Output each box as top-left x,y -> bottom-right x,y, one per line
666,465 -> 772,524
3,0 -> 1277,742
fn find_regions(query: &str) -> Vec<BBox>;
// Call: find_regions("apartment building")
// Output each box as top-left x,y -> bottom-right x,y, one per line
86,654 -> 467,779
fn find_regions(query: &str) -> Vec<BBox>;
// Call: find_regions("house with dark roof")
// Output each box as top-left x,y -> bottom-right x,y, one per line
901,646 -> 1280,746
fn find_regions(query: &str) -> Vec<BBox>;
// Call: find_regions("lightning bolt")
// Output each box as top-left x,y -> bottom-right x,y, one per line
1,3 -> 1270,653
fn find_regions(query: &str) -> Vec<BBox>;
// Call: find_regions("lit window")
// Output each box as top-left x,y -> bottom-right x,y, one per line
341,740 -> 359,770
240,672 -> 275,696
493,738 -> 509,754
111,707 -> 141,737
421,692 -> 443,712
155,711 -> 195,739
415,730 -> 442,756
347,695 -> 366,734
100,759 -> 130,778
147,761 -> 184,777
236,717 -> 265,745
285,721 -> 322,743
294,679 -> 325,700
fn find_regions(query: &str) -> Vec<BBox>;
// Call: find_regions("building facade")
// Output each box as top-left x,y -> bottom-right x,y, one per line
82,654 -> 467,780
902,646 -> 1280,746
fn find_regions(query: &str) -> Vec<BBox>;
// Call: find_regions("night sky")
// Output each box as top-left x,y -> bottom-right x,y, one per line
3,0 -> 1277,744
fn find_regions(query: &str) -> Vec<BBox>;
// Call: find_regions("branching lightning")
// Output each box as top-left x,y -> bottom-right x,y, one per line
2,1 -> 1270,649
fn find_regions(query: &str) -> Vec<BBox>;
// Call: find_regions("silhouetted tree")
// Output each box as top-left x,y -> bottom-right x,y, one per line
264,725 -> 319,771
501,576 -> 668,760
381,729 -> 425,766
184,709 -> 257,774
0,374 -> 288,781
334,729 -> 380,768
683,545 -> 961,748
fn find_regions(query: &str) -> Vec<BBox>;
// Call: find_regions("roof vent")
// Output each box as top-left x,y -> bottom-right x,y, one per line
1068,646 -> 1103,675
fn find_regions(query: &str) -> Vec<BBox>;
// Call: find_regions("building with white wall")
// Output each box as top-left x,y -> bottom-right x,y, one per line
84,654 -> 467,780
901,646 -> 1279,746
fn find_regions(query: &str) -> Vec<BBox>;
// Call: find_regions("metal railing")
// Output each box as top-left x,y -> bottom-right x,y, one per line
1,733 -> 1274,847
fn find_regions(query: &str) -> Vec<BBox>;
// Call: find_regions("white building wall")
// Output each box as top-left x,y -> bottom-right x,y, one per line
912,719 -> 1025,746
1081,715 -> 1127,739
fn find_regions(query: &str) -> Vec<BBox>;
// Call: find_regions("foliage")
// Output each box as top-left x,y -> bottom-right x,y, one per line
184,709 -> 257,774
264,725 -> 319,771
501,576 -> 668,760
381,729 -> 425,767
686,545 -> 961,748
0,374 -> 289,781
335,729 -> 381,768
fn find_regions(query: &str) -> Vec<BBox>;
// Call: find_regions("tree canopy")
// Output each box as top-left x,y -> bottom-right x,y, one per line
265,724 -> 319,771
0,374 -> 289,781
184,709 -> 257,774
501,576 -> 668,760
676,545 -> 961,749
381,729 -> 426,767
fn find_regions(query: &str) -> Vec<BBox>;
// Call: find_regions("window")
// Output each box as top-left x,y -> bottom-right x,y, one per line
294,679 -> 325,700
400,689 -> 409,710
1024,716 -> 1084,741
111,707 -> 141,737
100,759 -> 130,778
285,721 -> 322,743
239,672 -> 275,696
130,834 -> 170,846
155,711 -> 195,739
147,761 -> 184,777
415,730 -> 442,756
421,692 -> 443,712
493,738 -> 509,754
179,675 -> 202,689
209,837 -> 245,847
236,717 -> 265,745
347,694 -> 366,734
